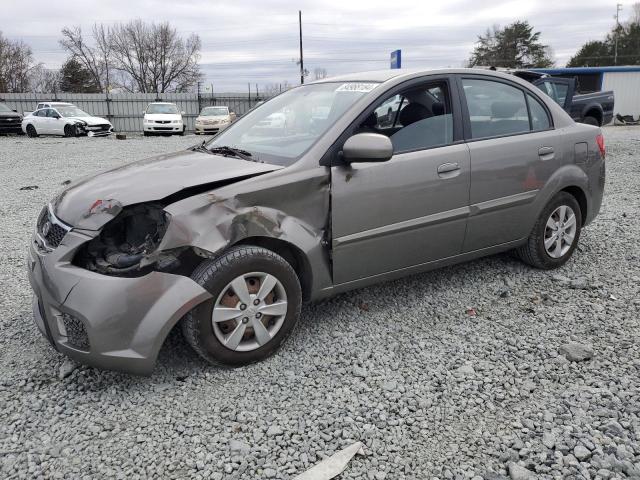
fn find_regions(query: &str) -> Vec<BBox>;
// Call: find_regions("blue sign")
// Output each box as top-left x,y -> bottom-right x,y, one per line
390,50 -> 401,69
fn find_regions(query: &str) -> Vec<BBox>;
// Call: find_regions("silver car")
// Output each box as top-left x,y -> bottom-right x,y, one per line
27,69 -> 605,374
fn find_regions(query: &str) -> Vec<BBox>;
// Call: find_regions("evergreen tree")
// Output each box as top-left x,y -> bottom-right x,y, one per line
468,21 -> 554,69
58,57 -> 100,93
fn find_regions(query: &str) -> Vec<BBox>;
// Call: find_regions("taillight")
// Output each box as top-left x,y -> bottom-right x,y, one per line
596,133 -> 605,158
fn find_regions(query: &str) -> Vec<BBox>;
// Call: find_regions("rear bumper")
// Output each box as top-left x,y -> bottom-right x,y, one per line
27,229 -> 211,375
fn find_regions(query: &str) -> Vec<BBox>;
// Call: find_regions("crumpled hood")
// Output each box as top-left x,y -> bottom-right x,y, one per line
67,116 -> 111,126
52,150 -> 283,230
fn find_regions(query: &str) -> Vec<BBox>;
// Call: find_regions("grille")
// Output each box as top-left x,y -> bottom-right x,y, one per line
60,313 -> 90,350
0,117 -> 21,125
37,207 -> 69,249
155,120 -> 171,124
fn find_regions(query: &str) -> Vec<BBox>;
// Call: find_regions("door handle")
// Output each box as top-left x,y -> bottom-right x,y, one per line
538,146 -> 555,160
437,162 -> 460,178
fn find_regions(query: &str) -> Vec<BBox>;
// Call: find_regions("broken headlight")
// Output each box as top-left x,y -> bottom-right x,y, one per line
75,203 -> 173,275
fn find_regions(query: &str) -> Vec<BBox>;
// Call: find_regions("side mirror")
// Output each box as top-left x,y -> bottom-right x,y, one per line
342,133 -> 393,163
142,110 -> 146,114
12,109 -> 17,113
53,114 -> 61,119
181,111 -> 186,115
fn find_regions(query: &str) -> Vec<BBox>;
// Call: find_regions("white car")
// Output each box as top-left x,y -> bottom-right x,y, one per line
143,102 -> 185,136
22,103 -> 113,138
194,106 -> 235,135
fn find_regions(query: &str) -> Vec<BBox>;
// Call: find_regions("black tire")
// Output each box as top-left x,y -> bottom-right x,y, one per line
582,116 -> 599,126
516,192 -> 582,269
64,124 -> 75,137
26,124 -> 38,138
178,126 -> 186,136
182,246 -> 302,367
143,131 -> 151,137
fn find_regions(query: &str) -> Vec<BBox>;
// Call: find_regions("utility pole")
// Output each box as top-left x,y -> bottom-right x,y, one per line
615,3 -> 622,65
299,10 -> 304,84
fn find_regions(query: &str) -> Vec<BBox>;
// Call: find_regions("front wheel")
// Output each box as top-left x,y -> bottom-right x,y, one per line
182,246 -> 302,367
64,124 -> 77,137
516,192 -> 582,269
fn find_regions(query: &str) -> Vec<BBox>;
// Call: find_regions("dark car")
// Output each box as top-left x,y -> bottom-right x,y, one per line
28,68 -> 605,375
532,76 -> 614,126
0,102 -> 23,134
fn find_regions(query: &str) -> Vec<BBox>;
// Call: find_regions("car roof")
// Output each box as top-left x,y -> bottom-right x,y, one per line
40,102 -> 73,106
309,67 -> 538,85
148,102 -> 176,105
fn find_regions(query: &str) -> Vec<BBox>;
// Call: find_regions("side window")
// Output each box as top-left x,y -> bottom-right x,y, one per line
46,109 -> 57,118
360,81 -> 454,153
462,78 -> 530,139
527,94 -> 551,131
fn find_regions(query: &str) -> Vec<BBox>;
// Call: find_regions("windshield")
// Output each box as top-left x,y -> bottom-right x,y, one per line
201,107 -> 229,116
0,103 -> 14,113
57,106 -> 90,117
147,104 -> 178,114
206,82 -> 379,166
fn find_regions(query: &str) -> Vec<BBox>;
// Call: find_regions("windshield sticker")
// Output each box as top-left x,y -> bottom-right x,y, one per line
336,83 -> 378,93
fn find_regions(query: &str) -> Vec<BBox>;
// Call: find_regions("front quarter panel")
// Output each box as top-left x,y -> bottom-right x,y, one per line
159,167 -> 333,298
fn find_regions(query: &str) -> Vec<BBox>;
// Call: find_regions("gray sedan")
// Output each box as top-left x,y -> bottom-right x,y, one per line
28,68 -> 605,374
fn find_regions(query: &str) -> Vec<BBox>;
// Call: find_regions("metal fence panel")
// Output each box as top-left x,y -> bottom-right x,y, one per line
0,92 -> 268,133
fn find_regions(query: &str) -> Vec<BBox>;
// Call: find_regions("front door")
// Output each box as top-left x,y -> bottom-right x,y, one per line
331,78 -> 471,285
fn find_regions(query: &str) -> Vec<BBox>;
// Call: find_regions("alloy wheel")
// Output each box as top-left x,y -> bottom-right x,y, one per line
212,272 -> 288,352
544,205 -> 577,258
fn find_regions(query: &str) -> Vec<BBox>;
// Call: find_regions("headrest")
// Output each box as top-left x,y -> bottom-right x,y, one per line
399,103 -> 430,127
432,101 -> 445,116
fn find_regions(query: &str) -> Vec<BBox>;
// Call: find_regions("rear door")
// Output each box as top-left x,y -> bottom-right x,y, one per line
458,74 -> 566,252
331,76 -> 471,284
533,77 -> 575,112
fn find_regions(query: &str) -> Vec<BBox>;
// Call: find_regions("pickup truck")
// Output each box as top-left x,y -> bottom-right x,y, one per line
499,69 -> 615,126
532,76 -> 614,126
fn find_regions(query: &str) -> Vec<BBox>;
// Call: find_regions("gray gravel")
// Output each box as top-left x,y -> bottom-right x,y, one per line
0,128 -> 639,479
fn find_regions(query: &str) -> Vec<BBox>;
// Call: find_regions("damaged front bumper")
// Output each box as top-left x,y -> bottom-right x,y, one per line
27,228 -> 211,375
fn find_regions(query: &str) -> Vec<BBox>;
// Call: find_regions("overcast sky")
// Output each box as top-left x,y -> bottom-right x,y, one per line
2,0 -> 634,92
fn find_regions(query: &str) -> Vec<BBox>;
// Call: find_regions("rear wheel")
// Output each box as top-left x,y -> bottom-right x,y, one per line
582,116 -> 599,126
516,192 -> 582,269
26,124 -> 38,138
182,246 -> 302,367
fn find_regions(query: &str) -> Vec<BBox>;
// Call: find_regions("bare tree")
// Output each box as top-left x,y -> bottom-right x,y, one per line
60,26 -> 105,91
28,64 -> 60,93
93,23 -> 113,92
313,67 -> 328,80
0,32 -> 36,92
262,81 -> 292,98
630,2 -> 640,25
109,20 -> 201,93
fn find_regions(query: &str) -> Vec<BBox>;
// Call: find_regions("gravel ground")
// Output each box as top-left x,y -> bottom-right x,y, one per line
0,128 -> 639,479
